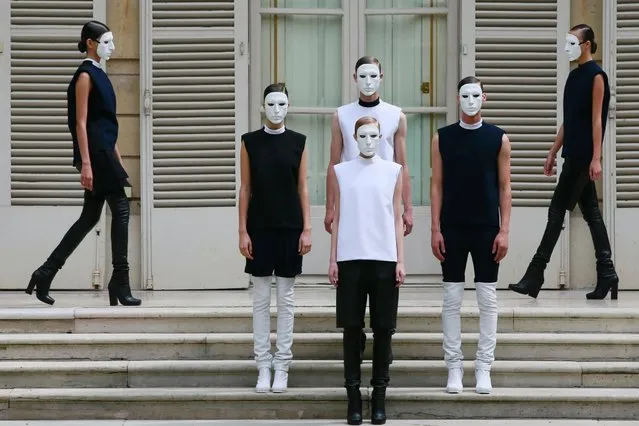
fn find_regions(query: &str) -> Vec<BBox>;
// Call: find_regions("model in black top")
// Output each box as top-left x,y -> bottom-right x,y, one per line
238,83 -> 312,394
509,24 -> 618,300
26,21 -> 141,307
431,76 -> 512,396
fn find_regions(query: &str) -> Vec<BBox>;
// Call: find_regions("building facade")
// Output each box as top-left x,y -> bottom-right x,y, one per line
0,0 -> 637,292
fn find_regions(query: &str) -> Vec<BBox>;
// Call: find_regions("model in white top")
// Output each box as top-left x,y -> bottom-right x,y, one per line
329,116 -> 405,425
325,56 -> 413,236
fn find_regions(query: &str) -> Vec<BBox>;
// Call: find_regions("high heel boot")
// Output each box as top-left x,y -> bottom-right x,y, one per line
344,327 -> 363,425
25,260 -> 58,305
108,269 -> 141,306
586,260 -> 619,300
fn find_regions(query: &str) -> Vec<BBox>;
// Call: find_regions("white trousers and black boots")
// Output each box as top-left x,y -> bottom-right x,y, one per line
442,281 -> 497,394
252,275 -> 295,393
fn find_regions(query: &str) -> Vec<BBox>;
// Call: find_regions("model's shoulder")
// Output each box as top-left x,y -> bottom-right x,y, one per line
337,101 -> 357,113
285,128 -> 306,139
381,101 -> 402,113
437,122 -> 459,134
482,122 -> 506,134
241,128 -> 263,141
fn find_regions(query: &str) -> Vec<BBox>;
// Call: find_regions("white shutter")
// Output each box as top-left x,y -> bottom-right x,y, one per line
151,0 -> 236,208
10,0 -> 94,206
474,0 -> 559,207
616,0 -> 639,208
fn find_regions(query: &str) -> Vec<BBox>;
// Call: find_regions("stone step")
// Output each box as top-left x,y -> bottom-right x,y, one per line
0,421 -> 634,426
2,359 -> 637,389
4,307 -> 639,334
1,333 -> 638,362
1,387 -> 639,420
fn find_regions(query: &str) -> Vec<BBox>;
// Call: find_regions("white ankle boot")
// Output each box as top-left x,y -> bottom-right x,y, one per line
475,369 -> 492,394
446,367 -> 463,393
255,367 -> 271,393
271,370 -> 288,393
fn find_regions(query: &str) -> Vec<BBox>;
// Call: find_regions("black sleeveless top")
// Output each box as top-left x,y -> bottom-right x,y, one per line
438,122 -> 504,228
67,60 -> 119,168
243,128 -> 306,231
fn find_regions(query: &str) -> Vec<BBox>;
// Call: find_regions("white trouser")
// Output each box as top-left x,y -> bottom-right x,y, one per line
442,282 -> 497,371
252,275 -> 295,371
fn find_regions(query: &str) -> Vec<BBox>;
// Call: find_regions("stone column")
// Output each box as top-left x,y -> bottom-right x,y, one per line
106,0 -> 141,288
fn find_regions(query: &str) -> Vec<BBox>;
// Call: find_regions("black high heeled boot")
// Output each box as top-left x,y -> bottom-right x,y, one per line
344,327 -> 363,425
584,212 -> 619,300
509,257 -> 546,298
370,328 -> 392,425
586,260 -> 619,300
108,269 -> 141,306
25,260 -> 58,305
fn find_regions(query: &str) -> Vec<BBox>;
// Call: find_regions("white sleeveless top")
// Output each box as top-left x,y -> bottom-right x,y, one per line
334,156 -> 402,262
337,101 -> 402,162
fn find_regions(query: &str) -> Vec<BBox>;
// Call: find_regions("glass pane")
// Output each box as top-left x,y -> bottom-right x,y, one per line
406,113 -> 447,205
365,5 -> 447,108
261,15 -> 342,108
261,0 -> 342,9
284,114 -> 333,205
367,0 -> 448,7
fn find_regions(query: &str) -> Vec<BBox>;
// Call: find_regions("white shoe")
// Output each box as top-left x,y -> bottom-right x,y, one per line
271,370 -> 288,393
255,367 -> 271,393
446,367 -> 463,393
475,369 -> 492,394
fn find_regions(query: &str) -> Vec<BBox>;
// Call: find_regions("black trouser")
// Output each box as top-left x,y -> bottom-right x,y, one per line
337,260 -> 398,388
532,158 -> 613,268
46,189 -> 130,272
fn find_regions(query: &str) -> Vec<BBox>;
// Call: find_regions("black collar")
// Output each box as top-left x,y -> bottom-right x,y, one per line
358,98 -> 380,108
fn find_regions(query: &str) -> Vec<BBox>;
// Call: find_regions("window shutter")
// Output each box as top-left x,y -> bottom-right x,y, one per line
616,0 -> 639,208
151,0 -> 236,208
474,0 -> 559,206
10,0 -> 94,206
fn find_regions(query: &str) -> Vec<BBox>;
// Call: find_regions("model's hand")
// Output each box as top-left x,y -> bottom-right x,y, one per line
328,262 -> 339,286
80,163 -> 93,191
324,209 -> 334,234
544,153 -> 556,176
298,229 -> 312,255
402,210 -> 414,236
590,158 -> 602,181
239,232 -> 253,259
492,230 -> 509,262
431,230 -> 446,262
395,262 -> 406,287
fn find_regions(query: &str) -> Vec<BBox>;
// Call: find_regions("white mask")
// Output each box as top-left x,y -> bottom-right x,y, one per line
356,64 -> 381,96
264,91 -> 288,124
96,31 -> 115,61
355,123 -> 380,157
459,83 -> 483,117
564,33 -> 582,62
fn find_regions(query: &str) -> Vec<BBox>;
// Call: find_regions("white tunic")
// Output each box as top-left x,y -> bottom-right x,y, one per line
337,101 -> 402,162
334,156 -> 402,262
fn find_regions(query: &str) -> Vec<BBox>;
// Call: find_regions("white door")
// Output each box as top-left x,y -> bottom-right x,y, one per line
0,0 -> 107,290
251,0 -> 458,283
140,0 -> 249,289
461,0 -> 570,288
612,0 -> 639,288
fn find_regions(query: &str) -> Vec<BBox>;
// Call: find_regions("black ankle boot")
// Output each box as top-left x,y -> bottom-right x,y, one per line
108,269 -> 142,306
587,261 -> 619,300
25,261 -> 58,305
346,386 -> 362,425
509,260 -> 545,298
371,386 -> 387,425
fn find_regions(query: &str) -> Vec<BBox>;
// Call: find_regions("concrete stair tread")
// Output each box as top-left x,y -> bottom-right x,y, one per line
0,422 -> 636,426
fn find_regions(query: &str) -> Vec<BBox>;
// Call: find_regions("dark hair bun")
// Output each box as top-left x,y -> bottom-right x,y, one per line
591,41 -> 598,54
77,40 -> 87,53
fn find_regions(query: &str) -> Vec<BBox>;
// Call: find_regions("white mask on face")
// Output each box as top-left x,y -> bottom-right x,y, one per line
565,33 -> 582,62
459,83 -> 483,117
355,123 -> 380,157
356,64 -> 381,96
264,91 -> 289,124
96,31 -> 115,61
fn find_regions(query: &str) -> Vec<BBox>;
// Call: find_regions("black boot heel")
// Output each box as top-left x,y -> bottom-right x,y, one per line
26,264 -> 57,305
509,263 -> 545,299
586,276 -> 619,300
346,386 -> 362,425
371,386 -> 387,425
108,289 -> 119,306
107,270 -> 141,306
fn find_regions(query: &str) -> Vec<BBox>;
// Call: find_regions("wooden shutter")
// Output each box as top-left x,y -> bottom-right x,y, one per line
151,0 -> 236,208
616,0 -> 639,207
10,0 -> 94,206
474,0 -> 559,206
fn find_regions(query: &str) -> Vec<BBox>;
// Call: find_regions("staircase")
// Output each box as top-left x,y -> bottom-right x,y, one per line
0,289 -> 638,422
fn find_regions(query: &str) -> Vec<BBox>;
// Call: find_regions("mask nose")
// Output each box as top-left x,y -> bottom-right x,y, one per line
273,104 -> 280,114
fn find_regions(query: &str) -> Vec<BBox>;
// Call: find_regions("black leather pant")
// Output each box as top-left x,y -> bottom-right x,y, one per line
47,190 -> 130,271
532,158 -> 613,268
344,327 -> 392,388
